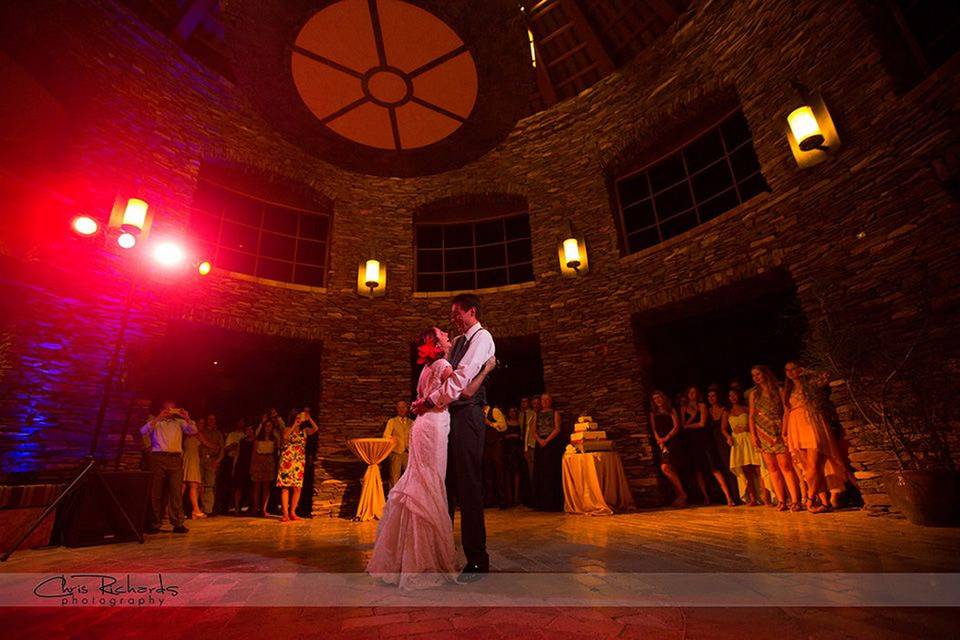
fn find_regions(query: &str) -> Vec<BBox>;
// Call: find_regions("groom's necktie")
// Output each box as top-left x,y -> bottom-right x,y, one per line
450,335 -> 469,367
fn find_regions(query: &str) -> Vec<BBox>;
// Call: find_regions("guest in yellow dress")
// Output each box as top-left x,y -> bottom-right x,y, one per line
782,362 -> 846,513
720,386 -> 764,506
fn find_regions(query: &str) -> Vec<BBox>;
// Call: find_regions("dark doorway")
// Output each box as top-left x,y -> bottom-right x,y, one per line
633,269 -> 806,396
144,320 -> 322,422
141,320 -> 322,516
409,333 -> 545,410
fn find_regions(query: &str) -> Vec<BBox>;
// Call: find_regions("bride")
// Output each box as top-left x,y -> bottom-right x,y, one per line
367,326 -> 496,590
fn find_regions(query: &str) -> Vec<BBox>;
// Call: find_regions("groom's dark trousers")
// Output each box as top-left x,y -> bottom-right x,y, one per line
447,402 -> 489,569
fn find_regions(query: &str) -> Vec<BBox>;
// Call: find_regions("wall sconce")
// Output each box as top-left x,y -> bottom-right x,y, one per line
557,226 -> 588,277
786,82 -> 840,169
108,195 -> 154,239
357,258 -> 386,297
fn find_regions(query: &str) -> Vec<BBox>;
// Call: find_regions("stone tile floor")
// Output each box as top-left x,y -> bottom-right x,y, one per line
2,506 -> 958,638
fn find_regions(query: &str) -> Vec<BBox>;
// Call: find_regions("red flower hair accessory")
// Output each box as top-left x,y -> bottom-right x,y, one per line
417,340 -> 444,364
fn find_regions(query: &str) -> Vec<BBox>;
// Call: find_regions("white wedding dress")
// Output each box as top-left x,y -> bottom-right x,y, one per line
366,358 -> 457,589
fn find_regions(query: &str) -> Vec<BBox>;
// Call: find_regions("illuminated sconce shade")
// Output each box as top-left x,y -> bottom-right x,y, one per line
562,238 -> 581,270
121,198 -> 148,234
558,229 -> 588,278
785,88 -> 840,169
117,232 -> 137,249
787,106 -> 823,152
357,258 -> 386,297
198,260 -> 212,276
527,29 -> 537,68
71,215 -> 99,236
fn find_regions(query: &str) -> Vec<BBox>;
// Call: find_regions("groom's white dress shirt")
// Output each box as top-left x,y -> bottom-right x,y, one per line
427,322 -> 495,408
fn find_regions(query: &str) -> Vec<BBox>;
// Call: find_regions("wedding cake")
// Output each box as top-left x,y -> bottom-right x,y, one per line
569,415 -> 614,453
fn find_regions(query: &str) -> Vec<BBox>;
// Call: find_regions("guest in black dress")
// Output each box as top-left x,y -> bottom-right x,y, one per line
682,386 -> 736,506
531,393 -> 565,512
649,390 -> 687,507
231,422 -> 255,515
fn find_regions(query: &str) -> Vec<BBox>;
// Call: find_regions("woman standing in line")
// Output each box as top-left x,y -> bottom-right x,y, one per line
749,365 -> 802,511
649,390 -> 688,507
531,393 -> 565,512
682,386 -> 735,506
250,413 -> 281,516
277,408 -> 319,522
182,416 -> 205,519
721,385 -> 765,506
783,361 -> 847,512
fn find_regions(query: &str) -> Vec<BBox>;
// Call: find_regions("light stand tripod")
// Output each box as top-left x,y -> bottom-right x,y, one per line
1,455 -> 144,562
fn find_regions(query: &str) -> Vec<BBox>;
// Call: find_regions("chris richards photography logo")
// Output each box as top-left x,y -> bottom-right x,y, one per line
33,574 -> 180,607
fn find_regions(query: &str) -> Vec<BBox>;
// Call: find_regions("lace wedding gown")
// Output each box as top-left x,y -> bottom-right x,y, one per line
366,358 -> 457,589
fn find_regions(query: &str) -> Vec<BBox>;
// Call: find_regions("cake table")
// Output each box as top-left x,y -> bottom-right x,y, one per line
347,437 -> 394,521
562,451 -> 635,516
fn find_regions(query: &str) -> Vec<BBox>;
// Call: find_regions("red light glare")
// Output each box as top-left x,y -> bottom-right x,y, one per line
153,241 -> 186,266
71,215 -> 99,236
117,232 -> 136,249
198,261 -> 212,276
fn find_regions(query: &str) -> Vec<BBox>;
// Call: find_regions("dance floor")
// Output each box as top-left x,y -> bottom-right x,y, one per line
2,506 -> 958,638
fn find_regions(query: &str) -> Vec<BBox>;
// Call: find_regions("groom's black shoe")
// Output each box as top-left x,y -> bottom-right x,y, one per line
457,563 -> 489,584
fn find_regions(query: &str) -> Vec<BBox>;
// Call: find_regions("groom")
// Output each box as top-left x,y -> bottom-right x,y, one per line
412,293 -> 495,581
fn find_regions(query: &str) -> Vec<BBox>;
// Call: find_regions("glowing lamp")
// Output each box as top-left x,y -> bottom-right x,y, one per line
71,215 -> 99,236
198,260 -> 212,276
121,198 -> 148,234
787,106 -> 824,152
153,241 -> 186,266
117,232 -> 136,249
562,238 -> 582,271
357,258 -> 386,297
785,86 -> 840,168
557,230 -> 588,278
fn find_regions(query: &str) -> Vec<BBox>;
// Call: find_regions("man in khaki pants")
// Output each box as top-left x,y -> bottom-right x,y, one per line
383,401 -> 412,491
521,396 -> 539,488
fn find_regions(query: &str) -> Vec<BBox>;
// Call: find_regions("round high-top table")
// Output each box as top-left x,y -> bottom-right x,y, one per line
562,451 -> 636,516
347,437 -> 394,521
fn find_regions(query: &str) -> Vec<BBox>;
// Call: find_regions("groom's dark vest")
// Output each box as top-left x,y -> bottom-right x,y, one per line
448,329 -> 488,409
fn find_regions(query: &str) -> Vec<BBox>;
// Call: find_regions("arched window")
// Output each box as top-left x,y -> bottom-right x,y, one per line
614,109 -> 769,255
414,196 -> 534,292
187,164 -> 332,288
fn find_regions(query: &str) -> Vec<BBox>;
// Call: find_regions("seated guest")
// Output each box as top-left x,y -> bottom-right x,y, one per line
502,405 -> 526,507
682,386 -> 736,506
198,414 -> 224,515
231,420 -> 255,515
649,390 -> 687,507
278,408 -> 319,522
720,385 -> 764,506
382,401 -> 412,491
140,400 -> 197,533
531,393 -> 564,512
182,418 -> 204,519
482,403 -> 507,508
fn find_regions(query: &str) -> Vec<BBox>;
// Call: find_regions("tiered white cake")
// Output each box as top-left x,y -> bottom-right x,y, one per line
569,415 -> 613,453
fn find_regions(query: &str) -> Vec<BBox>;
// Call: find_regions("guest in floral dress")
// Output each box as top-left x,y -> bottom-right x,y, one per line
748,365 -> 802,512
277,408 -> 319,522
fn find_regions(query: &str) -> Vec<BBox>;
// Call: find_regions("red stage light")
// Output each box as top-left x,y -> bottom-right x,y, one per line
117,232 -> 136,249
198,261 -> 212,276
71,215 -> 99,236
153,241 -> 186,266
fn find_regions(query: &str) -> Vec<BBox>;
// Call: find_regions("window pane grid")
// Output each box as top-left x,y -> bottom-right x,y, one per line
188,180 -> 331,287
415,213 -> 534,292
616,111 -> 769,255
